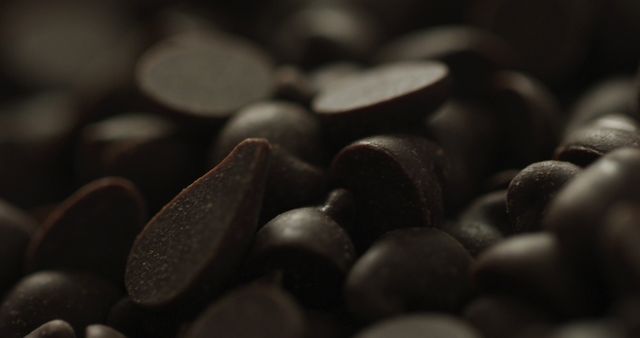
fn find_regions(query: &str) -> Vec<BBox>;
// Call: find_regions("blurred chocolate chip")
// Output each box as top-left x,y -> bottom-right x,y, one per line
307,62 -> 363,94
273,65 -> 315,105
246,190 -> 356,307
331,135 -> 446,246
313,61 -> 450,146
136,33 -> 274,122
213,101 -> 325,165
106,298 -> 179,338
353,314 -> 480,338
24,320 -> 75,338
600,203 -> 640,297
377,25 -> 516,97
85,325 -> 126,338
76,113 -> 201,212
26,178 -> 145,283
464,296 -> 551,338
345,228 -> 472,321
125,139 -> 271,310
470,0 -> 597,83
183,284 -> 305,338
545,148 -> 640,262
0,199 -> 37,293
546,320 -> 626,338
0,271 -> 121,338
458,190 -> 509,236
0,91 -> 78,207
473,233 -> 601,317
272,3 -> 378,68
483,169 -> 520,193
507,161 -> 581,234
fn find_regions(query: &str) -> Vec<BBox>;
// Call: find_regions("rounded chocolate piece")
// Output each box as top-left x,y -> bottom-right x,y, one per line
354,314 -> 480,338
459,190 -> 510,236
106,298 -> 178,338
24,320 -> 75,338
345,228 -> 472,321
85,325 -> 126,338
470,0 -> 596,83
272,65 -> 315,104
555,126 -> 640,167
483,169 -> 520,193
331,135 -> 445,246
600,203 -> 640,296
247,192 -> 356,306
473,233 -> 600,317
547,321 -> 626,338
184,284 -> 305,338
0,199 -> 37,293
26,178 -> 146,282
464,296 -> 550,338
272,3 -> 378,67
442,220 -> 502,258
137,33 -> 274,121
545,148 -> 640,261
126,139 -> 271,309
77,113 -> 201,212
213,101 -> 325,165
507,161 -> 581,234
377,25 -> 515,96
313,61 -> 450,144
308,62 -> 363,94
0,271 -> 120,338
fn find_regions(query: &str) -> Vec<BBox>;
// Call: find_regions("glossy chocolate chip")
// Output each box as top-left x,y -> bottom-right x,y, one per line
313,62 -> 450,145
470,0 -> 596,83
183,284 -> 305,338
473,233 -> 600,317
464,296 -> 550,338
0,199 -> 37,292
555,125 -> 640,167
246,190 -> 356,306
76,113 -> 201,212
85,325 -> 126,338
345,228 -> 472,321
0,91 -> 78,207
545,148 -> 640,261
26,178 -> 146,283
331,135 -> 445,246
377,25 -> 515,97
125,139 -> 271,310
24,320 -> 75,338
137,33 -> 274,121
0,271 -> 120,338
490,71 -> 561,167
600,203 -> 640,296
353,314 -> 480,338
566,78 -> 638,134
213,101 -> 325,165
507,161 -> 581,234
106,298 -> 178,338
272,3 -> 378,67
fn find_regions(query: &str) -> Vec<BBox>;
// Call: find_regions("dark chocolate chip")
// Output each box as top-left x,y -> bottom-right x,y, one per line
76,113 -> 201,212
313,61 -> 450,145
246,190 -> 356,306
483,169 -> 520,193
272,65 -> 315,105
546,320 -> 626,338
377,25 -> 515,97
307,62 -> 363,94
26,178 -> 146,283
507,161 -> 581,234
464,296 -> 551,338
345,228 -> 472,321
555,125 -> 640,167
0,199 -> 37,293
125,139 -> 271,310
331,135 -> 445,246
24,320 -> 75,338
106,298 -> 179,338
0,271 -> 120,338
600,203 -> 640,297
213,101 -> 325,165
85,325 -> 126,338
473,233 -> 601,317
442,220 -> 503,258
136,33 -> 274,121
183,284 -> 305,338
458,190 -> 509,236
545,148 -> 640,262
353,314 -> 481,338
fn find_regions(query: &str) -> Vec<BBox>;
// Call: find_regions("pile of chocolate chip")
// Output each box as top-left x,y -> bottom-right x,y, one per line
1,0 -> 640,337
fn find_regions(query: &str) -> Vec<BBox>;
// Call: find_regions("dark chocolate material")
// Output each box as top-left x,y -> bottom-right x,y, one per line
23,320 -> 76,338
26,178 -> 146,282
555,125 -> 640,167
0,271 -> 120,338
600,203 -> 640,297
353,314 -> 480,338
106,298 -> 178,338
183,284 -> 305,338
345,228 -> 472,321
85,325 -> 127,338
125,139 -> 271,309
464,296 -> 550,338
0,199 -> 37,293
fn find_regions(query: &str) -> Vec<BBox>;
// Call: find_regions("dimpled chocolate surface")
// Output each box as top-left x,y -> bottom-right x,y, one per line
125,139 -> 271,309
